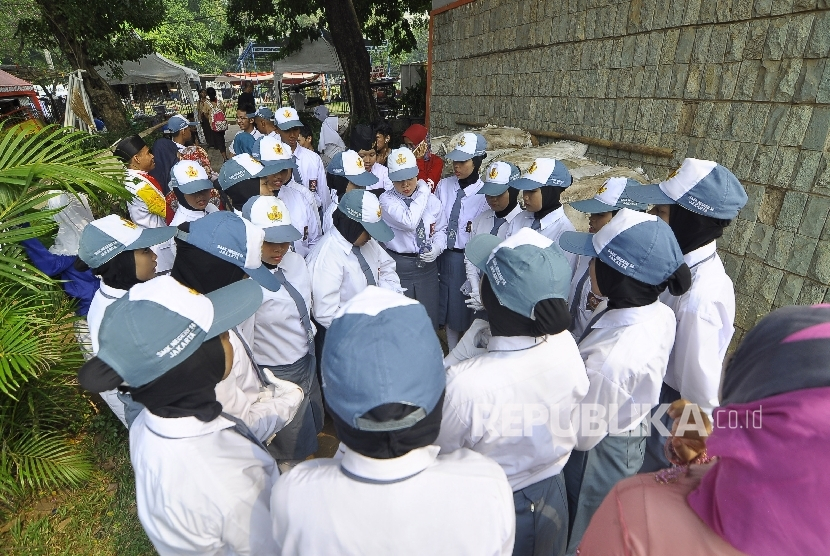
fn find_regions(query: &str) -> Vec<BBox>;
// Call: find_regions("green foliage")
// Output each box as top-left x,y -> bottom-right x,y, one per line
400,65 -> 427,118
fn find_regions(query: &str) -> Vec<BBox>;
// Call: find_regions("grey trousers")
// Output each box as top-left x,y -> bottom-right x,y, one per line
563,422 -> 648,554
513,473 -> 568,556
388,250 -> 440,329
639,382 -> 681,473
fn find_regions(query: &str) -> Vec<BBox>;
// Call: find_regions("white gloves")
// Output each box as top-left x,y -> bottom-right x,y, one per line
465,294 -> 485,312
443,319 -> 491,368
419,243 -> 441,263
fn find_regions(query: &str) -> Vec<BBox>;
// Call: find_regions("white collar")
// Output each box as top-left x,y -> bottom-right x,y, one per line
143,411 -> 234,439
294,144 -> 307,157
173,140 -> 185,151
176,205 -> 205,217
331,227 -> 356,255
503,204 -> 523,223
340,445 -> 439,482
98,282 -> 128,299
488,335 -> 547,352
683,240 -> 717,267
452,176 -> 483,197
538,206 -> 565,229
593,300 -> 664,328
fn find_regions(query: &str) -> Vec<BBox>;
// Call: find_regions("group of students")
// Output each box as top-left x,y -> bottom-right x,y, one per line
40,113 -> 827,556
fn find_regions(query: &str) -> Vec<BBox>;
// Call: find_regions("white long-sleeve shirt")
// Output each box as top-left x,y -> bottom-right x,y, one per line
124,169 -> 174,272
507,206 -> 577,276
271,445 -> 516,555
464,205 -> 522,298
437,331 -> 590,491
131,411 -> 281,556
575,301 -> 677,451
169,203 -> 218,227
87,283 -> 128,426
293,145 -> 331,213
277,183 -> 321,258
660,241 -> 735,416
306,228 -> 402,328
369,162 -> 393,192
251,251 -> 314,367
434,176 -> 489,250
379,182 -> 448,254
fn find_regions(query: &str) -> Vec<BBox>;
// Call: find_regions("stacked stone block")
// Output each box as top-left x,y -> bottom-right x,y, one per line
431,0 -> 830,345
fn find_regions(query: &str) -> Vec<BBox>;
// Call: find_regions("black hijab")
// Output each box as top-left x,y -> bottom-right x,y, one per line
330,393 -> 444,460
130,336 -> 226,421
170,222 -> 246,294
328,173 -> 350,203
534,186 -> 566,220
225,177 -> 262,212
668,204 -> 732,254
458,154 -> 486,188
91,249 -> 141,291
593,259 -> 692,309
494,187 -> 520,219
332,208 -> 367,244
481,276 -> 571,337
173,187 -> 201,212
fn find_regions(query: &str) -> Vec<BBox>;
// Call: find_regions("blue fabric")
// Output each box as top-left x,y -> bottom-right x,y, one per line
639,382 -> 681,473
147,138 -> 180,195
513,473 -> 568,556
232,132 -> 255,155
20,238 -> 99,316
446,188 -> 465,249
437,249 -> 474,331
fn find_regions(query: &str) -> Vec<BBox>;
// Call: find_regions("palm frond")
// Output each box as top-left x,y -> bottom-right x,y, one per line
5,432 -> 92,491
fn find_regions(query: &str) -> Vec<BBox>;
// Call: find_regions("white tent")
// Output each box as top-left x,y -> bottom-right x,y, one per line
272,38 -> 342,75
96,53 -> 199,85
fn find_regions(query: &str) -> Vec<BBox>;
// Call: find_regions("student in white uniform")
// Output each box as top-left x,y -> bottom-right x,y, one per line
78,277 -> 302,556
252,135 -> 321,257
463,161 -> 522,313
275,106 -> 331,214
627,158 -> 747,472
243,195 -> 324,473
77,215 -> 176,427
565,177 -> 647,339
307,189 -> 402,329
353,134 -> 393,196
508,157 -> 578,276
435,132 -> 490,348
252,106 -> 279,137
228,102 -> 262,156
380,147 -> 447,328
114,135 -> 175,272
271,286 -> 516,555
167,160 -> 220,226
313,105 -> 346,166
216,153 -> 266,214
438,228 -> 590,556
558,209 -> 692,553
321,150 -> 379,235
170,211 -> 301,443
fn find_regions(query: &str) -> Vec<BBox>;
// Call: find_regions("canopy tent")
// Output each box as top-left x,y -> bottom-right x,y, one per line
0,69 -> 37,94
271,38 -> 342,75
95,53 -> 198,85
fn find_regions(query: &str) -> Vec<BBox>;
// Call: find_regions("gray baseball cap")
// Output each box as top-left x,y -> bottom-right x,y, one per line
338,189 -> 394,242
242,195 -> 302,243
218,154 -> 264,190
78,215 -> 176,269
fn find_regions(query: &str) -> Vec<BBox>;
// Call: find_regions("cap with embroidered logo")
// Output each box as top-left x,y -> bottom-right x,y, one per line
559,208 -> 684,286
624,158 -> 748,220
337,189 -> 394,242
78,214 -> 176,269
465,228 -> 572,318
275,106 -> 302,130
326,150 -> 379,187
569,177 -> 647,214
251,135 -> 297,176
175,210 -> 281,291
242,195 -> 302,243
323,286 -> 445,431
165,114 -> 195,133
83,275 -> 263,389
170,160 -> 213,194
387,147 -> 419,181
445,132 -> 487,161
512,158 -> 572,190
479,161 -> 521,196
253,106 -> 274,121
218,153 -> 264,190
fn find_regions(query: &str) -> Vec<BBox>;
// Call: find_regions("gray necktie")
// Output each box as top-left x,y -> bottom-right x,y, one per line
220,411 -> 269,452
274,268 -> 314,345
403,196 -> 426,249
490,216 -> 506,236
292,155 -> 303,185
577,308 -> 609,345
446,187 -> 465,249
352,245 -> 376,286
531,217 -> 542,231
569,266 -> 591,332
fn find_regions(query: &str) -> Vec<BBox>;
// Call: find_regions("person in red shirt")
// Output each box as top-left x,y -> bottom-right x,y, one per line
402,124 -> 444,193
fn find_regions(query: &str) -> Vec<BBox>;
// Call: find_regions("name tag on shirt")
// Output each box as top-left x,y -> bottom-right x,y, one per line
430,223 -> 436,237
586,291 -> 602,311
465,221 -> 472,233
309,180 -> 318,192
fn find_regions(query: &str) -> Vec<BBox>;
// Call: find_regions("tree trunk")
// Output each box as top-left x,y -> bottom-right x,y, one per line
320,0 -> 378,132
80,63 -> 130,133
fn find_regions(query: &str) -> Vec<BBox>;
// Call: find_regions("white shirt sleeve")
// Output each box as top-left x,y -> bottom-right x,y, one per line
670,307 -> 728,416
373,242 -> 403,293
380,184 -> 430,231
429,195 -> 449,254
309,248 -> 345,329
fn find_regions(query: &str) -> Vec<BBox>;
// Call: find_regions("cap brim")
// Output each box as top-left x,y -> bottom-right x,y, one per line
362,220 -> 394,242
263,224 -> 302,243
465,234 -> 503,271
176,178 -> 214,194
568,198 -> 618,214
258,159 -> 297,176
558,231 -> 599,257
204,279 -> 265,337
348,171 -> 380,187
479,181 -> 510,196
126,226 -> 177,250
78,358 -> 124,393
444,148 -> 474,161
511,177 -> 547,191
243,264 -> 283,292
245,112 -> 257,118
277,120 -> 302,130
388,167 -> 418,181
624,184 -> 675,206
